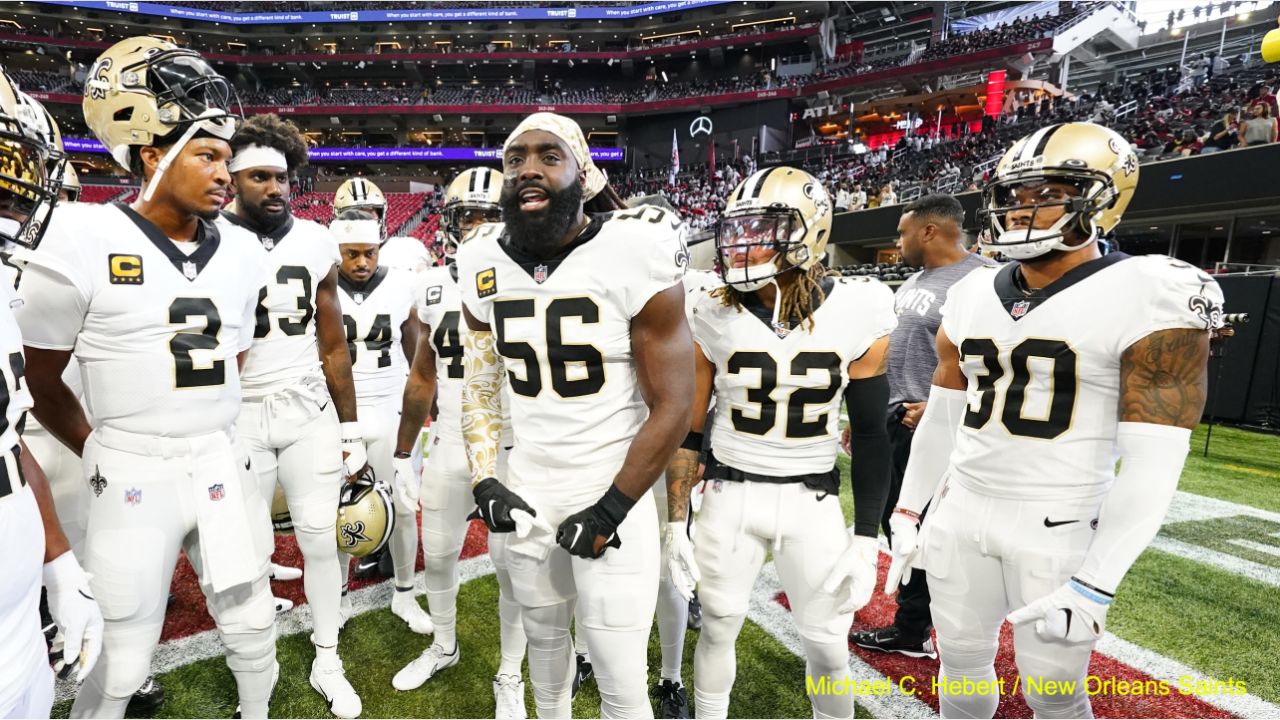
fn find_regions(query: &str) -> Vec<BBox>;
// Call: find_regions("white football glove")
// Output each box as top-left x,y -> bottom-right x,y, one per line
883,511 -> 920,595
339,422 -> 368,479
1007,578 -> 1112,645
662,524 -> 700,602
392,455 -> 420,511
821,530 -> 880,615
43,552 -> 103,683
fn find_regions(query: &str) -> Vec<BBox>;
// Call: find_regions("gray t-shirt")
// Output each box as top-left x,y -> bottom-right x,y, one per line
887,253 -> 995,408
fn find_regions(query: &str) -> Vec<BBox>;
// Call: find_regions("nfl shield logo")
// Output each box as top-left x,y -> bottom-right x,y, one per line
263,237 -> 275,251
182,261 -> 198,281
1010,300 -> 1031,318
353,292 -> 365,304
125,488 -> 142,506
208,483 -> 225,502
772,320 -> 791,338
533,264 -> 548,284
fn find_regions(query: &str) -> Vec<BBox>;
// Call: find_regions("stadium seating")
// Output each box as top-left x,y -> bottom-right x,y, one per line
76,184 -> 131,204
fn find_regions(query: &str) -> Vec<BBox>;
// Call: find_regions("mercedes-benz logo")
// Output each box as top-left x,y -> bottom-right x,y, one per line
689,116 -> 714,138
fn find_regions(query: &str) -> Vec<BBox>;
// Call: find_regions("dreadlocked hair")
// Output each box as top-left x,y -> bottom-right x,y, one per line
230,113 -> 309,171
713,262 -> 832,333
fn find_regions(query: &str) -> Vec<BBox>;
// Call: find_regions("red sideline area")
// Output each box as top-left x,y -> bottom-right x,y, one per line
778,555 -> 1235,719
161,536 -> 1236,718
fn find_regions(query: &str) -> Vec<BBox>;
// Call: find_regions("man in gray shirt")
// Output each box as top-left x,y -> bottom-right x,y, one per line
847,194 -> 993,658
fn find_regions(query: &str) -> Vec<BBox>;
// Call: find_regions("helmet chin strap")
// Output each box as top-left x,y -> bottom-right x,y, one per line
140,113 -> 234,204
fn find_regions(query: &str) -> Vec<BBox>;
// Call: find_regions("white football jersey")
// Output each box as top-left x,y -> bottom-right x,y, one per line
218,213 -> 340,398
940,253 -> 1225,501
16,203 -> 267,436
0,283 -> 31,453
415,264 -> 467,442
337,266 -> 415,402
379,236 -> 432,273
457,207 -> 687,476
695,277 -> 896,477
684,269 -> 722,322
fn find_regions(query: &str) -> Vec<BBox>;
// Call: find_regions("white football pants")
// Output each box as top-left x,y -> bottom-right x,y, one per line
922,478 -> 1104,719
0,450 -> 53,720
69,427 -> 277,719
692,480 -> 854,720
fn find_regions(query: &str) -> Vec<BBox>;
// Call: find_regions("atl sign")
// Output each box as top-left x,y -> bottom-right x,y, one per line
801,104 -> 842,120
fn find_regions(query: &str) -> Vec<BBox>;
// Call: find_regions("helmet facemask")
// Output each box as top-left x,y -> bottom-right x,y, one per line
715,206 -> 806,291
441,202 -> 502,257
980,169 -> 1118,261
0,126 -> 59,250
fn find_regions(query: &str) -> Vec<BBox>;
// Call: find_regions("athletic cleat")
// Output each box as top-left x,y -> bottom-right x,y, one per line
392,642 -> 460,691
273,596 -> 294,613
391,591 -> 435,635
687,592 -> 703,631
651,679 -> 689,719
493,674 -> 527,719
571,653 -> 594,699
126,675 -> 165,716
849,626 -> 938,659
271,562 -> 303,582
310,654 -> 362,718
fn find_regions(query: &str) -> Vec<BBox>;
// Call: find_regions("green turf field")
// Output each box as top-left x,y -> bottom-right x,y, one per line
53,422 -> 1280,718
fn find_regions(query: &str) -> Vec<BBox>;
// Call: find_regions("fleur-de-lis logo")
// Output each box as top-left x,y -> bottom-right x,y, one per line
340,521 -> 370,548
87,58 -> 112,101
88,465 -> 107,497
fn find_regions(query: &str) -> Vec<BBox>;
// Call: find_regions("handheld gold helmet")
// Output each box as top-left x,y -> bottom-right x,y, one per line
979,122 -> 1138,261
335,469 -> 395,558
0,71 -> 60,250
83,36 -> 237,202
716,166 -> 832,291
441,167 -> 503,255
333,177 -> 387,233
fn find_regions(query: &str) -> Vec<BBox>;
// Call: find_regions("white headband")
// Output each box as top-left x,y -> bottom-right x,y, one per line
504,112 -> 607,200
330,218 -> 382,245
228,144 -> 288,173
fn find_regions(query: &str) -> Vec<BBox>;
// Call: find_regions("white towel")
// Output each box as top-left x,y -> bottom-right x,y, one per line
191,433 -> 262,593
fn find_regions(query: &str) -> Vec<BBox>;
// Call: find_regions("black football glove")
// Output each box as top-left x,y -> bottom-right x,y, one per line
556,485 -> 636,559
468,477 -> 540,533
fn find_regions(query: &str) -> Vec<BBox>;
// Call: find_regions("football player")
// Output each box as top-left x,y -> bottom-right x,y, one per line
328,208 -> 433,636
455,112 -> 694,718
0,66 -> 103,720
886,122 -> 1222,719
16,38 -> 278,719
664,167 -> 895,720
217,113 -> 366,718
334,177 -> 433,273
391,167 -> 533,716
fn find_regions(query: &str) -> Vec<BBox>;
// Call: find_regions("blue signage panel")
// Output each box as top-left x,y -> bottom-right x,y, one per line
63,137 -> 624,162
44,0 -> 727,24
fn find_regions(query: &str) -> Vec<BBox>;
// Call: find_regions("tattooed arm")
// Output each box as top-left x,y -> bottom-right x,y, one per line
1118,327 -> 1210,428
665,344 -> 715,524
460,305 -> 503,486
1073,326 -> 1210,596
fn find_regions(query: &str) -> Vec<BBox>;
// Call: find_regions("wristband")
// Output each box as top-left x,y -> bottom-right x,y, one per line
597,483 -> 638,528
393,450 -> 412,459
340,421 -> 362,441
679,431 -> 705,452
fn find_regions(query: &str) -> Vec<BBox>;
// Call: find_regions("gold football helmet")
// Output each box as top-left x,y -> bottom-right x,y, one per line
270,484 -> 292,534
979,122 -> 1138,260
15,90 -> 68,189
441,167 -> 502,254
335,470 -> 395,558
82,36 -> 237,173
0,71 -> 60,250
333,177 -> 387,233
716,166 -> 832,290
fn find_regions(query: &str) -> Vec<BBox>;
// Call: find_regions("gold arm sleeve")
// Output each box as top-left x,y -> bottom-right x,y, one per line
462,326 -> 503,486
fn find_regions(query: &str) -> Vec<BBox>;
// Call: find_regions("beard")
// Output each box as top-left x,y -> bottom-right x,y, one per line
238,196 -> 288,232
501,179 -> 583,258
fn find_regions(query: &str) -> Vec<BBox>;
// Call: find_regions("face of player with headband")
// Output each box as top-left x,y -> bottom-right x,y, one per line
500,129 -> 586,257
230,148 -> 291,233
139,136 -> 233,221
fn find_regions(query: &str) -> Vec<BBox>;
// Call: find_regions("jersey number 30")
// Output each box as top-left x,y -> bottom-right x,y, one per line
960,338 -> 1077,439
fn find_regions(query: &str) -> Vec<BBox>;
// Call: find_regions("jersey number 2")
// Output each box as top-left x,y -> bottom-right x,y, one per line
169,298 -> 224,389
